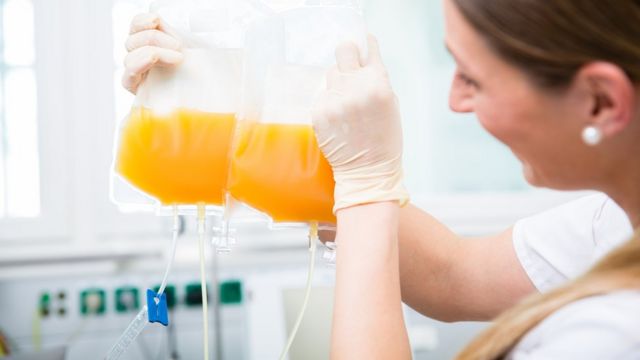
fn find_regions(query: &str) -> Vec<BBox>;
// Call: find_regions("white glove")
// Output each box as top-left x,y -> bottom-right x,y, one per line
122,13 -> 183,94
312,35 -> 409,213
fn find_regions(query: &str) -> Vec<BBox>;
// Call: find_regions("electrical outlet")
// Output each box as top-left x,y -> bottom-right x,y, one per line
80,288 -> 106,315
185,283 -> 209,307
38,292 -> 51,317
220,280 -> 243,305
114,286 -> 139,313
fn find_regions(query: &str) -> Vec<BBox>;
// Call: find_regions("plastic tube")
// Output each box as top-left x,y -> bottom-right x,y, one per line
158,206 -> 180,296
197,203 -> 210,360
214,217 -> 232,254
105,306 -> 149,360
105,206 -> 181,360
322,241 -> 337,265
278,222 -> 318,360
31,310 -> 41,352
213,194 -> 235,254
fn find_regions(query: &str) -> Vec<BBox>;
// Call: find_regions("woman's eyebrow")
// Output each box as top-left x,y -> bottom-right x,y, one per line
445,42 -> 469,70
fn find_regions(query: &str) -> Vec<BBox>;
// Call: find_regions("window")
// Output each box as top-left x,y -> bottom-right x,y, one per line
1,0 -> 165,243
0,0 -> 40,218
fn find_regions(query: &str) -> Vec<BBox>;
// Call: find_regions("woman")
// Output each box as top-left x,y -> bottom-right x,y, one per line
313,0 -> 640,358
122,0 -> 640,358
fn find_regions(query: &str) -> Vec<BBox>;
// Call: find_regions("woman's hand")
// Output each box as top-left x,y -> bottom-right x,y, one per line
122,13 -> 183,94
312,35 -> 408,213
313,36 -> 411,359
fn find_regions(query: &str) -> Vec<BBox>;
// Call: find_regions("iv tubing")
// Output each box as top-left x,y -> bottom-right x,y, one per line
197,203 -> 210,360
105,306 -> 148,360
31,310 -> 41,352
215,193 -> 233,254
278,222 -> 318,360
105,205 -> 181,360
158,206 -> 180,296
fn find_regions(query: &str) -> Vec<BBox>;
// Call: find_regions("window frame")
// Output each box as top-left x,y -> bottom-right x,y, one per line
1,0 -> 165,244
0,0 -> 69,242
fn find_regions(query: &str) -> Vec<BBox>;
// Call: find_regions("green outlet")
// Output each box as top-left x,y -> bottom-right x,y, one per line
152,285 -> 177,309
80,289 -> 106,315
185,283 -> 209,307
115,287 -> 139,313
39,292 -> 51,317
219,280 -> 243,305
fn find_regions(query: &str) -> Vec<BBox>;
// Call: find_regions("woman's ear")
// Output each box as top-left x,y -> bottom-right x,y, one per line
574,62 -> 635,139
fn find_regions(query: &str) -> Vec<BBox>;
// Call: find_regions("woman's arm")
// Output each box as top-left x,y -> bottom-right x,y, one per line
398,205 -> 535,322
322,204 -> 536,323
331,202 -> 411,359
311,36 -> 411,358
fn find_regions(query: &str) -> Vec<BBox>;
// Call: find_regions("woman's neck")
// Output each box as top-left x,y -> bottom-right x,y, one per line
607,168 -> 640,229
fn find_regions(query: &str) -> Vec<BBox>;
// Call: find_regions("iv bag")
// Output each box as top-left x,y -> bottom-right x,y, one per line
228,2 -> 367,225
111,0 -> 253,215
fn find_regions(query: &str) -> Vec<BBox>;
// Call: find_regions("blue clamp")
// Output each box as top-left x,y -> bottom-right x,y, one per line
146,289 -> 169,326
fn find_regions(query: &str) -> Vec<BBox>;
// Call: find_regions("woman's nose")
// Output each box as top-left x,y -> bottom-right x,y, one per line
449,88 -> 474,113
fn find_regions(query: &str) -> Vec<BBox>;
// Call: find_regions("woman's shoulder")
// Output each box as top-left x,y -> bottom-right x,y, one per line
508,291 -> 640,359
512,193 -> 634,292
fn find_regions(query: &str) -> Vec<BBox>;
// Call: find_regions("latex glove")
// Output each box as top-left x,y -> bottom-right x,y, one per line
122,13 -> 183,94
312,35 -> 409,213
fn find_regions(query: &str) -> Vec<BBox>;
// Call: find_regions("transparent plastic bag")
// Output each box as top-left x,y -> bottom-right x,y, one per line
228,1 -> 367,226
111,0 -> 252,215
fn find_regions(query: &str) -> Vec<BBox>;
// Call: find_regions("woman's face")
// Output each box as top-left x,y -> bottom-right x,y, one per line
443,0 -> 602,190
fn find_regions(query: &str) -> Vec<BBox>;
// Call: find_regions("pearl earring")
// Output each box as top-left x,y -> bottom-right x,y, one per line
581,126 -> 602,146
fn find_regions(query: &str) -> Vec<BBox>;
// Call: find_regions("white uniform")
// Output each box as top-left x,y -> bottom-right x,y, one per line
508,193 -> 638,359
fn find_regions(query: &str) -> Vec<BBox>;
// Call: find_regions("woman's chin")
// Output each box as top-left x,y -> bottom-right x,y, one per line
521,162 -> 543,187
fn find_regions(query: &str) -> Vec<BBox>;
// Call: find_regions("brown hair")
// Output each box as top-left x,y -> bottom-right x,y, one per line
452,0 -> 640,89
450,1 -> 640,358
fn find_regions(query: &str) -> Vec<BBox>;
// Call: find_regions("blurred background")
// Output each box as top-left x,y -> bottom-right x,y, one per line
0,0 -> 580,359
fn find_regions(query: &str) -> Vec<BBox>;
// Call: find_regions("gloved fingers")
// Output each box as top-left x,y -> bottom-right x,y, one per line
129,13 -> 163,34
335,41 -> 362,72
365,34 -> 385,67
312,90 -> 345,133
327,66 -> 363,98
122,71 -> 144,95
123,45 -> 183,76
122,46 -> 183,94
311,91 -> 333,133
326,66 -> 349,90
126,29 -> 181,52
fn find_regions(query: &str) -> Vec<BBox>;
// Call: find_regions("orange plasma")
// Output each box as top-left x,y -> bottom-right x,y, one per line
116,107 -> 236,205
229,122 -> 336,223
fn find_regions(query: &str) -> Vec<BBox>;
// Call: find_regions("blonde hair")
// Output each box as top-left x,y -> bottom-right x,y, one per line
456,229 -> 640,359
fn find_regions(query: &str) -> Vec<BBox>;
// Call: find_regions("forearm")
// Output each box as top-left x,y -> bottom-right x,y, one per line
398,205 -> 535,322
398,204 -> 464,321
331,202 -> 411,360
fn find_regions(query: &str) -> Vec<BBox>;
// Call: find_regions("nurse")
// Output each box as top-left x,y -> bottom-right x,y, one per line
312,1 -> 640,358
122,0 -> 640,358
